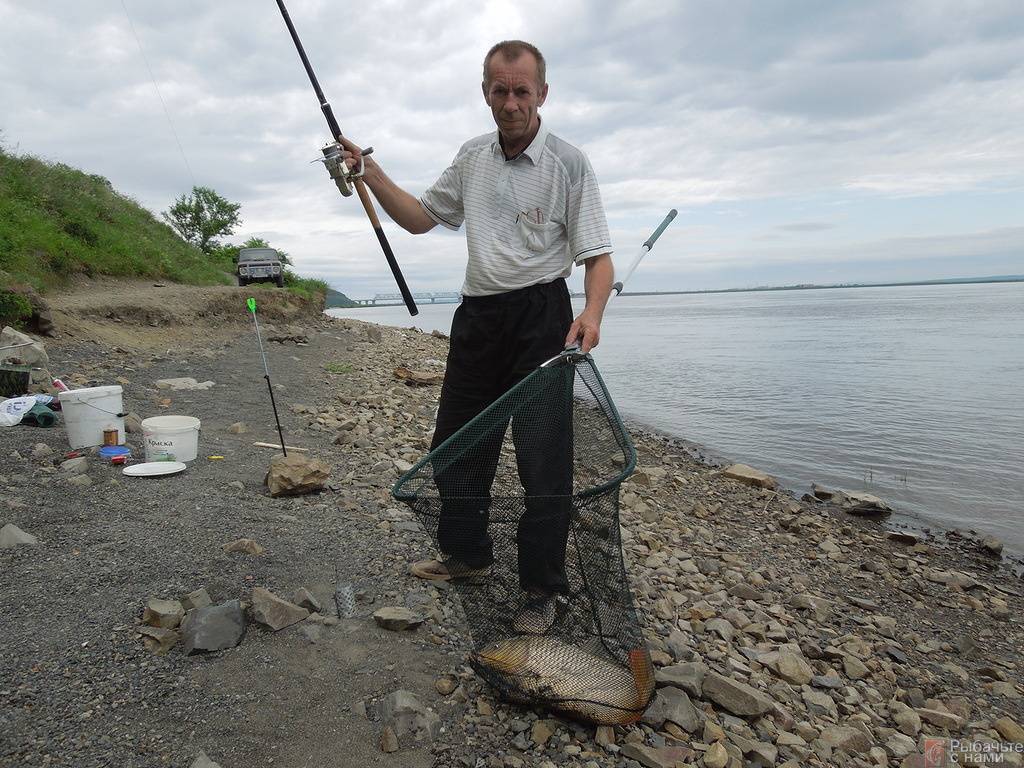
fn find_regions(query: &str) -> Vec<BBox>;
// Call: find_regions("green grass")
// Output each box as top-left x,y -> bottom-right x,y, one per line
0,146 -> 234,292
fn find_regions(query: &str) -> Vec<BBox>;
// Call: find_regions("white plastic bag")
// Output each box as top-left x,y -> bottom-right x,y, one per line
0,396 -> 37,427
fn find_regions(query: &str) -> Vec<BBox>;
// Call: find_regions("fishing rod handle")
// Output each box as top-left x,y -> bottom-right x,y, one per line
643,208 -> 678,250
354,180 -> 420,316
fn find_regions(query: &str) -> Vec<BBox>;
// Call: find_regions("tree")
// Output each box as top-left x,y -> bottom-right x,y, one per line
161,186 -> 242,254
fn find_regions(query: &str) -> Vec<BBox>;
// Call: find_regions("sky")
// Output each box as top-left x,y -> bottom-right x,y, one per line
1,0 -> 1022,298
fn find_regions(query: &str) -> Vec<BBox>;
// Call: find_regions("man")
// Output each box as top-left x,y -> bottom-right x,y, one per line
341,40 -> 614,632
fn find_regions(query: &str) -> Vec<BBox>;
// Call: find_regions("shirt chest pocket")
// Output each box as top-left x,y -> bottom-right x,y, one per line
517,216 -> 561,253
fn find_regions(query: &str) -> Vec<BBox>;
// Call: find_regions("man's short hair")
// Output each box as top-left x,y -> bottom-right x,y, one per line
483,40 -> 546,88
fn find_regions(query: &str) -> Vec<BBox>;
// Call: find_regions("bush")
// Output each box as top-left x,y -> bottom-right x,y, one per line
0,290 -> 32,328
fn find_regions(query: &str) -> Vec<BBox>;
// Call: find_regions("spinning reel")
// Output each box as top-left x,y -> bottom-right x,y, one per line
317,142 -> 373,197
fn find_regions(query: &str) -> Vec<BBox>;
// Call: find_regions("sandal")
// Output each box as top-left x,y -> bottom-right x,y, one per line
410,558 -> 492,581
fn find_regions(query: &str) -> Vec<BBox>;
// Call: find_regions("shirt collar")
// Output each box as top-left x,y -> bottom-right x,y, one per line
492,117 -> 548,164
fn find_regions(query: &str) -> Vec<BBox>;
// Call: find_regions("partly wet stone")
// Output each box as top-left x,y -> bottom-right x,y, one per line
250,587 -> 309,631
181,600 -> 247,654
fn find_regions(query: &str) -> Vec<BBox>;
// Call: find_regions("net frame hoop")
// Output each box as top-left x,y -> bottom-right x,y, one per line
391,353 -> 638,501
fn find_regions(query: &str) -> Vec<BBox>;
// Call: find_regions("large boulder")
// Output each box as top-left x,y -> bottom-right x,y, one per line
265,454 -> 330,497
180,600 -> 247,654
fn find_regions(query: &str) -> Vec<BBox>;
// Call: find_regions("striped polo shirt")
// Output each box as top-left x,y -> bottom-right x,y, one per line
419,120 -> 613,297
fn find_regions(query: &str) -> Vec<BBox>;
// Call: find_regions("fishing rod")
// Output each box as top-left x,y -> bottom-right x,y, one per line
246,297 -> 288,457
274,0 -> 419,316
612,209 -> 677,296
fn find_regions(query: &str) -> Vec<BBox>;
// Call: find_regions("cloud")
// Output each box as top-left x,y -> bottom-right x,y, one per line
1,0 -> 1022,295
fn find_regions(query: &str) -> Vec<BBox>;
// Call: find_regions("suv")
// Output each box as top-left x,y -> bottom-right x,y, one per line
237,247 -> 284,287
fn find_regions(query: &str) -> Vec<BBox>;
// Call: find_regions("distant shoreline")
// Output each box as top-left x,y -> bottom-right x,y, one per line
609,274 -> 1024,298
346,275 -> 1023,307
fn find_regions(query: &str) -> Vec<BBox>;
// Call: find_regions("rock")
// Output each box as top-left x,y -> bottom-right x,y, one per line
821,725 -> 872,755
265,454 -> 330,497
705,617 -> 734,642
124,412 -> 143,434
292,587 -> 321,613
155,377 -> 215,391
66,474 -> 92,488
60,456 -> 88,474
31,443 -> 53,460
840,489 -> 892,515
137,625 -> 179,654
811,483 -> 839,501
704,741 -> 729,768
655,661 -> 707,697
594,725 -> 615,747
393,367 -> 444,386
227,422 -> 249,434
0,326 -> 49,369
891,704 -> 921,736
373,606 -> 424,631
0,523 -> 38,548
434,675 -> 458,696
379,690 -> 440,744
701,671 -> 776,717
720,463 -> 778,490
250,587 -> 309,631
180,600 -> 247,654
142,598 -> 185,629
843,655 -> 870,680
981,536 -> 1004,556
181,587 -> 212,612
916,708 -> 963,731
190,751 -> 222,768
772,648 -> 814,685
641,686 -> 701,732
728,583 -> 764,602
802,687 -> 838,717
380,725 -> 399,753
531,719 -> 555,746
222,538 -> 265,555
994,717 -> 1024,742
624,744 -> 694,768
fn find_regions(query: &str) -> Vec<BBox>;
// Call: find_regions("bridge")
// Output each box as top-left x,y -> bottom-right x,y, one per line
355,291 -> 462,306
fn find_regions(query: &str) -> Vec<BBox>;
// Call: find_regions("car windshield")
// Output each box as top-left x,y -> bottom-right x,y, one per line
239,249 -> 277,262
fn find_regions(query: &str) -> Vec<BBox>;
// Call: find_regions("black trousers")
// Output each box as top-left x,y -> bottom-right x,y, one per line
431,278 -> 573,594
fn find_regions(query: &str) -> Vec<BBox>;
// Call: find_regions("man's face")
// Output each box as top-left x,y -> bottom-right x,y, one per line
483,53 -> 548,148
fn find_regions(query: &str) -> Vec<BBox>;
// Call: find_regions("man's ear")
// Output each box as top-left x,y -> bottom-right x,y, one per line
482,81 -> 490,106
538,82 -> 549,107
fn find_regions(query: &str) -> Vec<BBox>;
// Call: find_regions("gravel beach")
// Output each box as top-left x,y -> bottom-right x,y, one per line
2,280 -> 1022,768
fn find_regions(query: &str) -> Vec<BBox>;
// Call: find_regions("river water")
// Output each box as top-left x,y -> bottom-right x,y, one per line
328,282 -> 1024,551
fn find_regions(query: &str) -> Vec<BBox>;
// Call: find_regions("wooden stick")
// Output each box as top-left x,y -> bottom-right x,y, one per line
253,442 -> 309,452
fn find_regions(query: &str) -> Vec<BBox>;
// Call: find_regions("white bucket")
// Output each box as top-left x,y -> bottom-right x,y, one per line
58,385 -> 125,449
141,415 -> 201,463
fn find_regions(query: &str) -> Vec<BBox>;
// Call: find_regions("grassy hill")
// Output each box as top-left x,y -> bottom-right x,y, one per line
0,147 -> 235,292
325,288 -> 358,308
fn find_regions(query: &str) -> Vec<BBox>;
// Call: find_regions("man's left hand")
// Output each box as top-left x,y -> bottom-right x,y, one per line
565,309 -> 602,353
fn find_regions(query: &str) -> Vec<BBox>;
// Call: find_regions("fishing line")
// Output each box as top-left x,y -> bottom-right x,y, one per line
120,0 -> 197,188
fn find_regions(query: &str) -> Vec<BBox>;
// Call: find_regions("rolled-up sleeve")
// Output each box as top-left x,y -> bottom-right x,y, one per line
420,154 -> 464,231
567,159 -> 612,264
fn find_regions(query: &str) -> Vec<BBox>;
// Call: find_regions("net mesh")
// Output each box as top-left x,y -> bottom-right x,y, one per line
393,353 -> 654,724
